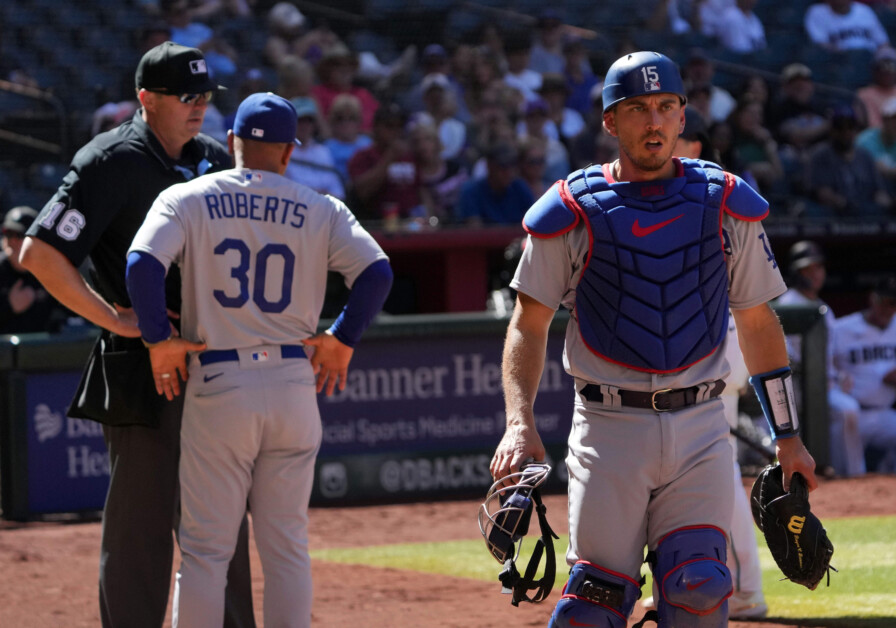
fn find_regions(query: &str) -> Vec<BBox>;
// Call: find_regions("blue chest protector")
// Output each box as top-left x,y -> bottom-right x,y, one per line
524,158 -> 768,373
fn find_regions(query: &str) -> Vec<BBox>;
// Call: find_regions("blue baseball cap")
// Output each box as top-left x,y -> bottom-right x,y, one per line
233,92 -> 300,145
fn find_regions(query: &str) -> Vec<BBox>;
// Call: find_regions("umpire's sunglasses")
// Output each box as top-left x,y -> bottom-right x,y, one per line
146,89 -> 213,105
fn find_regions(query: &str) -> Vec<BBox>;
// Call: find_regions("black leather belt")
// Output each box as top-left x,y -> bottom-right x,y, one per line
199,345 -> 307,366
580,380 -> 725,412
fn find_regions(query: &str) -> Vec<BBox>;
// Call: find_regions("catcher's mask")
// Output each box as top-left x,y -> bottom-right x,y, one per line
478,462 -> 558,606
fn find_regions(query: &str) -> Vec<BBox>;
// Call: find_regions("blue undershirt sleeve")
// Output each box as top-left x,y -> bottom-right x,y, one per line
125,251 -> 171,344
328,259 -> 393,347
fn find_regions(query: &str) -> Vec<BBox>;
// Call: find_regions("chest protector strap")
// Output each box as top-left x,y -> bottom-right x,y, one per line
566,159 -> 731,372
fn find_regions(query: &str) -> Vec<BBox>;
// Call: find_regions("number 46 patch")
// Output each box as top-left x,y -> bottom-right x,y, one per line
39,201 -> 86,241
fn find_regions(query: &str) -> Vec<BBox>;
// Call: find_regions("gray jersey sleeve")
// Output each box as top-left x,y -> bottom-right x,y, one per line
723,215 -> 787,309
129,188 -> 187,269
326,198 -> 389,287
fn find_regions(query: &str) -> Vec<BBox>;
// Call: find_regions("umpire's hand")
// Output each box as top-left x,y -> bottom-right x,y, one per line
303,331 -> 354,396
148,337 -> 207,400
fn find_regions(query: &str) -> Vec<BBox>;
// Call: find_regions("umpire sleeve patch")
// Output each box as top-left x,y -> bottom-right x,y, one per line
522,181 -> 581,239
721,173 -> 769,221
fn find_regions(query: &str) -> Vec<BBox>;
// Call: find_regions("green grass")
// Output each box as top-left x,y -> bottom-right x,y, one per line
311,515 -> 896,622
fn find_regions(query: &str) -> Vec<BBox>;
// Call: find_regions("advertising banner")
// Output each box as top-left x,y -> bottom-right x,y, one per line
24,372 -> 109,514
310,331 -> 574,504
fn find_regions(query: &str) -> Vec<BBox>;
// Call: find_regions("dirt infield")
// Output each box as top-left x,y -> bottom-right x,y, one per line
0,474 -> 893,627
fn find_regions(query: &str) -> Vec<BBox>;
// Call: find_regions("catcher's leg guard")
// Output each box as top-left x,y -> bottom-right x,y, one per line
652,526 -> 732,627
548,561 -> 641,628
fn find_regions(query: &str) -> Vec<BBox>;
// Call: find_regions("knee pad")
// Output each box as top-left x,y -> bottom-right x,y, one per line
653,526 -> 732,628
548,561 -> 640,628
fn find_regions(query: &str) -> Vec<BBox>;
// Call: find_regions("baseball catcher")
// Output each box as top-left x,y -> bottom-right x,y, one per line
751,464 -> 835,590
478,462 -> 558,606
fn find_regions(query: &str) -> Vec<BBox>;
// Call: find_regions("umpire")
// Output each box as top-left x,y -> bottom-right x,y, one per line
20,42 -> 256,628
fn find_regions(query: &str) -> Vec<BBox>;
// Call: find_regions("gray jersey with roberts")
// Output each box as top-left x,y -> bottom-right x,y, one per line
129,168 -> 387,349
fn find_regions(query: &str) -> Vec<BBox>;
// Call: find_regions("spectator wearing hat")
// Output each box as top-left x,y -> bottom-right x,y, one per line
830,276 -> 896,472
517,98 -> 570,184
416,73 -> 466,161
323,94 -> 373,182
285,100 -> 346,200
503,32 -> 542,103
716,0 -> 767,54
0,206 -> 71,334
455,141 -> 534,225
18,41 -> 256,628
536,72 -> 586,147
857,97 -> 896,196
856,46 -> 896,129
312,43 -> 380,132
348,103 -> 421,223
263,1 -> 338,67
804,104 -> 893,216
805,0 -> 890,52
767,63 -> 831,193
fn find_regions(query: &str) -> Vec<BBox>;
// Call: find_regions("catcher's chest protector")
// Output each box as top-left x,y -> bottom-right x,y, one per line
566,159 -> 730,372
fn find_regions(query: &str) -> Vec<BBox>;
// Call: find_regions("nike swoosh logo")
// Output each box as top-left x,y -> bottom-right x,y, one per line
569,619 -> 596,627
632,214 -> 684,237
203,372 -> 224,383
686,576 -> 712,591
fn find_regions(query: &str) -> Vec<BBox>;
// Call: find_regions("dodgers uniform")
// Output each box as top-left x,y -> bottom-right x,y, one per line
514,158 -> 786,621
830,310 -> 896,468
129,164 -> 388,627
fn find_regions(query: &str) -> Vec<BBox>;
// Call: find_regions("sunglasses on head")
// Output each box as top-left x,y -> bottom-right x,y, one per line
148,89 -> 213,104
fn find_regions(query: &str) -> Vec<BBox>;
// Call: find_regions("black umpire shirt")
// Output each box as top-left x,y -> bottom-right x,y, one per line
26,110 -> 232,315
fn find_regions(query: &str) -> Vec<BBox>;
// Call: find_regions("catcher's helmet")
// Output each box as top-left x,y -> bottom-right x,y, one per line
787,240 -> 825,274
602,51 -> 686,113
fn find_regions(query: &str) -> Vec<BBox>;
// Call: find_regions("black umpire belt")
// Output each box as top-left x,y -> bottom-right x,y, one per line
579,380 -> 725,412
199,344 -> 307,366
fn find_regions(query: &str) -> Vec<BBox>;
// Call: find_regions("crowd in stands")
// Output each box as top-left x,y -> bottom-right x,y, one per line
4,0 -> 896,229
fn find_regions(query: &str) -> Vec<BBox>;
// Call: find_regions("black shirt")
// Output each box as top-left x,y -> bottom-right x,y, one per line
26,111 -> 232,313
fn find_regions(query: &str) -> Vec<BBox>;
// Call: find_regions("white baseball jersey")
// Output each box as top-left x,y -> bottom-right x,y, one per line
830,311 -> 896,409
129,168 -> 387,349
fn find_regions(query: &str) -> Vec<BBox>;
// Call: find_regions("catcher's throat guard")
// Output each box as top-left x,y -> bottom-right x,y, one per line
478,463 -> 558,606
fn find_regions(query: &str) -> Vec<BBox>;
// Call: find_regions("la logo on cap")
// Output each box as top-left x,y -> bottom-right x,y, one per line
189,59 -> 207,75
251,128 -> 264,138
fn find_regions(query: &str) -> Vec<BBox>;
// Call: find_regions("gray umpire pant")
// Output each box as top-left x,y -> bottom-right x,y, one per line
100,395 -> 256,628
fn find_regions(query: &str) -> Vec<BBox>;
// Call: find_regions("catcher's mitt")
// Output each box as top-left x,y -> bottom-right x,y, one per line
750,464 -> 834,590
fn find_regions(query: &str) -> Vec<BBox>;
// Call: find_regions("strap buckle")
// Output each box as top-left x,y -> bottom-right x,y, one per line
651,388 -> 674,412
